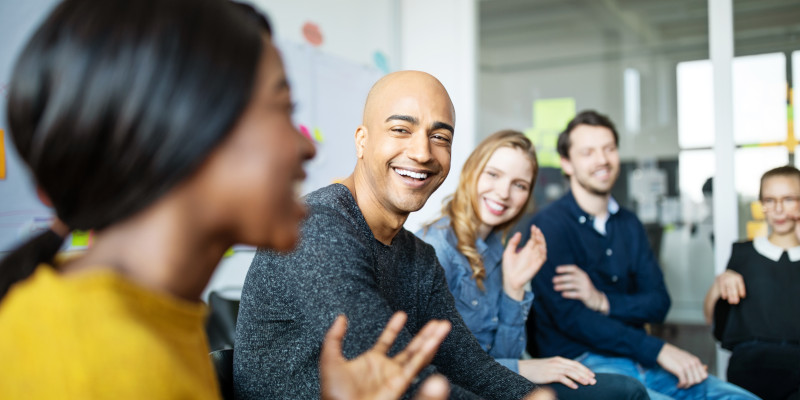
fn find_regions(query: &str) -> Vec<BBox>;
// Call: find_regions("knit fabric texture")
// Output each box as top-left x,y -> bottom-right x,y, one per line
233,183 -> 536,399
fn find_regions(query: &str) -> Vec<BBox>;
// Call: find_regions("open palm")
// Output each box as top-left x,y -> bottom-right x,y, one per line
502,224 -> 547,299
320,312 -> 451,400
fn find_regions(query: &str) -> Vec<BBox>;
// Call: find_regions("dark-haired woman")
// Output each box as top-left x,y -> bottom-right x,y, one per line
0,0 -> 449,398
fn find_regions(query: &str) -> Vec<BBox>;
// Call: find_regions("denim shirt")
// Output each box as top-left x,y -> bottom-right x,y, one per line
416,217 -> 533,373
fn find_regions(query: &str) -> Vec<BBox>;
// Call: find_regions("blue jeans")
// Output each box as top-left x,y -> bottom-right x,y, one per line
576,352 -> 761,400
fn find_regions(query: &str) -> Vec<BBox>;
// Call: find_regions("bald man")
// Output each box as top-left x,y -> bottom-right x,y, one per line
233,71 -> 546,399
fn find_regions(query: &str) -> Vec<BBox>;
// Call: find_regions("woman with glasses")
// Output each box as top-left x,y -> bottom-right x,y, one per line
704,165 -> 800,400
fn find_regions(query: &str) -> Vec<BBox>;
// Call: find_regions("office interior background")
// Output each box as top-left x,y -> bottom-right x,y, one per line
1,0 -> 799,378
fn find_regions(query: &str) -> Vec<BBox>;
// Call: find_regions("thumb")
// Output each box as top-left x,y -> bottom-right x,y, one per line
321,315 -> 347,365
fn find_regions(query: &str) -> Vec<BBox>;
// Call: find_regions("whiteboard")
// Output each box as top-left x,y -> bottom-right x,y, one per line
0,1 -> 382,251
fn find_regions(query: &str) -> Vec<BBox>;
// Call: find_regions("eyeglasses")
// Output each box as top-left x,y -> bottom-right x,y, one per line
761,196 -> 800,211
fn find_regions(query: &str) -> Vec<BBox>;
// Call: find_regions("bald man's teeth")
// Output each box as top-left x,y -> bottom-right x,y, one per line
394,168 -> 428,180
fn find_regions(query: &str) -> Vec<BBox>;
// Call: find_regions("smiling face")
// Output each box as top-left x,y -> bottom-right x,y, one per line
197,39 -> 315,251
561,124 -> 620,196
475,146 -> 534,232
355,71 -> 455,216
761,175 -> 800,236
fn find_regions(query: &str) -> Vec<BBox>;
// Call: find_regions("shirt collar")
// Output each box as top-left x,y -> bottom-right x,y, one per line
565,191 -> 619,235
753,236 -> 800,262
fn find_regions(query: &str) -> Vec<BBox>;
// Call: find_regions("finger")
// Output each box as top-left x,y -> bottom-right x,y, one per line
321,315 -> 348,364
560,291 -> 580,299
563,360 -> 595,383
555,265 -> 577,274
505,232 -> 523,255
735,277 -> 746,299
373,311 -> 408,354
413,375 -> 450,400
396,320 -> 451,376
557,374 -> 579,389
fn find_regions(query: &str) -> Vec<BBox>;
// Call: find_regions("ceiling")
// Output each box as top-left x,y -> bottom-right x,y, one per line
479,0 -> 800,72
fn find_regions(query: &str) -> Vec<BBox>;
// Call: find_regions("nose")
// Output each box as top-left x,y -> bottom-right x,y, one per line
497,179 -> 512,200
406,131 -> 432,165
296,127 -> 316,162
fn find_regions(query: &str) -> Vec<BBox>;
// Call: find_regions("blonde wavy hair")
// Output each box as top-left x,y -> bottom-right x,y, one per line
438,130 -> 538,290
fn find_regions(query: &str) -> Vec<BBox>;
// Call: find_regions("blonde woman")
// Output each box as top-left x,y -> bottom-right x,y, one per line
416,130 -> 648,400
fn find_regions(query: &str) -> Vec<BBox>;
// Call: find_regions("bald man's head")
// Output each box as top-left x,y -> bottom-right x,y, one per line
352,70 -> 456,217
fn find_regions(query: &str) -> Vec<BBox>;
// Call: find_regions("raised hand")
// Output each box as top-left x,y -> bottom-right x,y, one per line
518,356 -> 597,389
320,312 -> 451,400
553,264 -> 608,314
502,225 -> 547,301
656,343 -> 708,389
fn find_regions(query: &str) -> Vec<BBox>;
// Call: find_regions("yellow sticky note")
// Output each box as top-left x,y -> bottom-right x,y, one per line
0,129 -> 6,180
224,247 -> 235,257
71,230 -> 91,247
750,201 -> 764,220
746,221 -> 767,240
313,128 -> 324,143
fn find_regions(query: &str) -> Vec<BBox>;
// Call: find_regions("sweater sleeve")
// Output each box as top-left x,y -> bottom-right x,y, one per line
531,214 -> 666,367
421,250 -> 538,400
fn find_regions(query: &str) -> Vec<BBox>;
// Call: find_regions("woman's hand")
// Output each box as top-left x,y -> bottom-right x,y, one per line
320,312 -> 451,400
518,357 -> 597,389
713,270 -> 746,305
502,225 -> 547,301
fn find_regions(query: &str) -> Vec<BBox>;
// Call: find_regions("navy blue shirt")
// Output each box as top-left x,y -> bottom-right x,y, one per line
519,191 -> 670,367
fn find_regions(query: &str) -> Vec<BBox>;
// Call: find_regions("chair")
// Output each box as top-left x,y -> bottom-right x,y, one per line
205,290 -> 241,351
210,348 -> 235,400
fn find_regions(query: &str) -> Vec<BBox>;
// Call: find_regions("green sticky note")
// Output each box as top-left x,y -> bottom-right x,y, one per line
224,247 -> 235,257
71,230 -> 90,247
533,98 -> 576,131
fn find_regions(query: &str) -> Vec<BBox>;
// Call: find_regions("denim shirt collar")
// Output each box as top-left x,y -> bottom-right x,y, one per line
564,191 -> 620,235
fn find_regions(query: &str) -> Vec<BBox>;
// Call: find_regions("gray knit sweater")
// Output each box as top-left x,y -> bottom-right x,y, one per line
233,184 -> 537,400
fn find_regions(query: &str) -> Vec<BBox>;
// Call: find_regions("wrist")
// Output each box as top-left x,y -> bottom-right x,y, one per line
503,283 -> 525,301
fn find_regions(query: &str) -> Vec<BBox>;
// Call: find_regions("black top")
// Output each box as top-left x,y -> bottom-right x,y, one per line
715,240 -> 800,350
233,184 -> 537,400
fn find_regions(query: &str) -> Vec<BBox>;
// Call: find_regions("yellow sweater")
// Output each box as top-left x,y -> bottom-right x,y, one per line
0,266 -> 220,399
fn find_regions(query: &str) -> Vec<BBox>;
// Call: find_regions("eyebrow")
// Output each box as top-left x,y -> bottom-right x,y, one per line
385,114 -> 418,124
432,121 -> 455,134
385,115 -> 454,135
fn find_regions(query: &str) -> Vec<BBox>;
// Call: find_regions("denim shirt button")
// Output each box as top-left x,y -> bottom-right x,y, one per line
606,248 -> 613,256
491,317 -> 498,322
471,299 -> 479,306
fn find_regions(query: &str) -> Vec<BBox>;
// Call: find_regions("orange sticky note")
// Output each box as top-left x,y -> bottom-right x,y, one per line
0,129 -> 6,180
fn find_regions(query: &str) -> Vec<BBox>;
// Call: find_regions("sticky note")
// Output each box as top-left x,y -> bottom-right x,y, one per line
71,230 -> 91,247
299,124 -> 312,141
224,247 -> 235,257
313,128 -> 324,143
533,98 -> 576,131
0,129 -> 5,180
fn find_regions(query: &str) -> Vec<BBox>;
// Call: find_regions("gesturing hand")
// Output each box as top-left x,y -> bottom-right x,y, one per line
320,312 -> 452,400
553,265 -> 608,314
518,356 -> 597,389
656,343 -> 708,389
713,270 -> 746,305
502,225 -> 547,301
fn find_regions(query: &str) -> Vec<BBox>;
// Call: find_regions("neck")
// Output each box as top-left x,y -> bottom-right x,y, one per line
477,222 -> 492,240
61,194 -> 230,302
342,172 -> 408,245
569,178 -> 610,218
768,231 -> 800,250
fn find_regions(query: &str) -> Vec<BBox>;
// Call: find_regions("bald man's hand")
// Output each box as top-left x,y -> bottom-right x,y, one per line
320,312 -> 451,400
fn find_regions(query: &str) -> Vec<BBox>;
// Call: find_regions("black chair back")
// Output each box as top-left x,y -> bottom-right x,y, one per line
210,348 -> 234,400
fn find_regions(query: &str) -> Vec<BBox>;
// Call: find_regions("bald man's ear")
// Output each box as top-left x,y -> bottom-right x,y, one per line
355,126 -> 368,159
